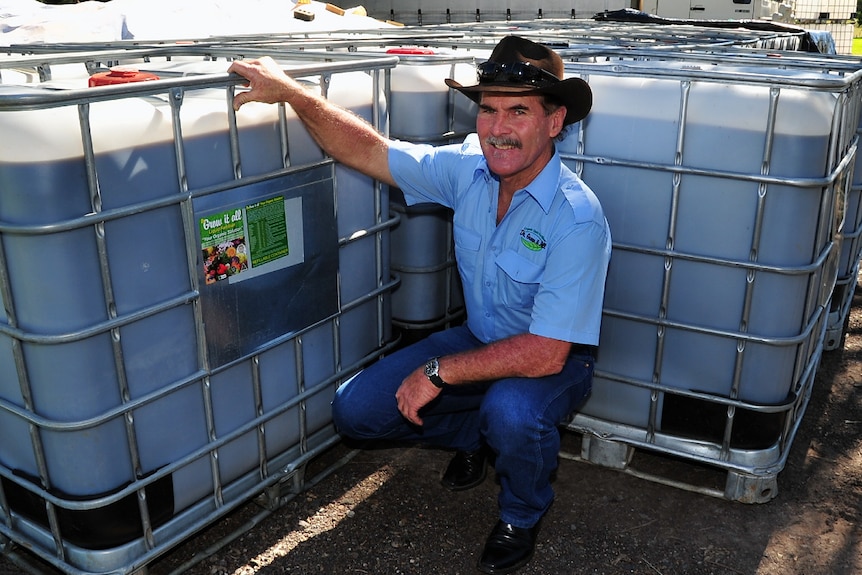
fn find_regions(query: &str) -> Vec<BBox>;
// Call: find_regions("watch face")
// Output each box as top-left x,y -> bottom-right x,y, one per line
423,357 -> 445,388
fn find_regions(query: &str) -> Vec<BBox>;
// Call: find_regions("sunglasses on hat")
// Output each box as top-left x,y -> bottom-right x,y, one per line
477,61 -> 561,89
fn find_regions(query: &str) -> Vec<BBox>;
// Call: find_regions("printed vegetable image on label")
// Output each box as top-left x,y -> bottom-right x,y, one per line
201,208 -> 249,284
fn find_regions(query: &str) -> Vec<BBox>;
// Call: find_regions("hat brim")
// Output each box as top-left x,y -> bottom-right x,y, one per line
445,76 -> 592,126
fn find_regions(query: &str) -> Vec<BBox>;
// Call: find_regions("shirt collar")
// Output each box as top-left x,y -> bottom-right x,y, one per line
468,136 -> 561,216
523,148 -> 561,215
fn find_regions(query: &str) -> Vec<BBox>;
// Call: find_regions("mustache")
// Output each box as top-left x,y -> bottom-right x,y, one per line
485,136 -> 522,149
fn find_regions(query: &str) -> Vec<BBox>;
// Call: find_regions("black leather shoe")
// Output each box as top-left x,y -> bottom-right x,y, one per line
440,448 -> 488,491
476,520 -> 539,575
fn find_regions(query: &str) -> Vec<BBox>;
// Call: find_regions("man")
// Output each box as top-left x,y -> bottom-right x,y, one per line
229,35 -> 611,574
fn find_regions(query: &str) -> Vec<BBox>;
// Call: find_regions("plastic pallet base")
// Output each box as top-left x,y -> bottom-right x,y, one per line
559,432 -> 779,504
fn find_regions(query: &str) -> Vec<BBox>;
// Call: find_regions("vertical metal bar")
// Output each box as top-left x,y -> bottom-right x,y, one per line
819,88 -> 854,282
798,86 -> 853,381
1,318 -> 56,557
369,67 -> 391,349
252,355 -> 269,481
320,72 -> 330,100
383,67 -> 391,139
374,68 -> 387,348
278,103 -> 291,169
79,100 -> 156,549
332,315 -> 343,387
447,61 -> 457,137
170,85 -> 218,511
202,376 -> 223,507
649,79 -> 690,443
169,87 -> 190,196
0,246 -> 53,550
721,86 -> 780,461
36,63 -> 50,83
294,336 -> 308,458
3,153 -> 59,557
226,86 -> 243,180
573,73 -> 588,180
327,70 -> 346,381
175,87 -> 202,303
292,333 -> 309,496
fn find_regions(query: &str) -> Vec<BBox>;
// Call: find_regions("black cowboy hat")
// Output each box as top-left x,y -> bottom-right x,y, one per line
445,35 -> 592,126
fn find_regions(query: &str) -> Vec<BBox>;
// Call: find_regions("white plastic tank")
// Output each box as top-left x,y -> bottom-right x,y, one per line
557,61 -> 848,431
385,47 -> 478,141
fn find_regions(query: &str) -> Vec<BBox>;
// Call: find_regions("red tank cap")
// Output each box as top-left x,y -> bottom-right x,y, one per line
386,47 -> 435,55
88,66 -> 160,87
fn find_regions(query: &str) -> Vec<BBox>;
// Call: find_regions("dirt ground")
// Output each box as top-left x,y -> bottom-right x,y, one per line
2,285 -> 861,575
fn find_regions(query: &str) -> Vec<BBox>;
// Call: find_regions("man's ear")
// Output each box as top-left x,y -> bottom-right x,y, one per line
549,105 -> 567,139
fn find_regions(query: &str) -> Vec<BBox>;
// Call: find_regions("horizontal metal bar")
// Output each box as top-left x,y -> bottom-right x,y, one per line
610,238 -> 835,276
0,159 -> 335,235
561,136 -> 857,190
601,300 -> 826,347
0,291 -> 198,343
0,57 -> 399,111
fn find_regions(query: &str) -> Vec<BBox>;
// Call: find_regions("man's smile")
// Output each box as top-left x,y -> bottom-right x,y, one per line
486,136 -> 522,150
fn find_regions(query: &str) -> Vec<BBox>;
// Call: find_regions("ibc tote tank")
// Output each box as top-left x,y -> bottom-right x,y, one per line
557,59 -> 854,481
0,55 -> 395,571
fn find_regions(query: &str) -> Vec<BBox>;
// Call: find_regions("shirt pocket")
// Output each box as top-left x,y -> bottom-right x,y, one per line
454,224 -> 482,282
495,249 -> 544,309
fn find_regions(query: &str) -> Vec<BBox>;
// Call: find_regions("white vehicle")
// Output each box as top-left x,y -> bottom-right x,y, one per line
640,0 -> 785,19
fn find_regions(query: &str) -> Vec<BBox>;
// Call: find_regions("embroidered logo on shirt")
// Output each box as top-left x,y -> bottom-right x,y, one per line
519,227 -> 547,251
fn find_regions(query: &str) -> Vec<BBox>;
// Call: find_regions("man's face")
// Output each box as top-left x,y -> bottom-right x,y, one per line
476,92 -> 566,190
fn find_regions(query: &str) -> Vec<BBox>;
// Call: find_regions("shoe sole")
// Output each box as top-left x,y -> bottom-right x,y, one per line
475,549 -> 535,575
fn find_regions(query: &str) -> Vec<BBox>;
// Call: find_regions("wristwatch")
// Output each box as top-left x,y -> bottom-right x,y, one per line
423,357 -> 447,388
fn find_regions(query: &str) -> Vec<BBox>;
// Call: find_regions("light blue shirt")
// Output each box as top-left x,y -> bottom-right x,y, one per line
388,134 -> 612,346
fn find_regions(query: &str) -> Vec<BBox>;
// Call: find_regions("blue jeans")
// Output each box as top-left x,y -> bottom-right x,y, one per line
332,325 -> 594,528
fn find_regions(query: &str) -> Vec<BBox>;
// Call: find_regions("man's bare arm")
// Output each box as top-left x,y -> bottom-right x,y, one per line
396,333 -> 574,425
229,56 -> 395,187
441,333 -> 574,384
